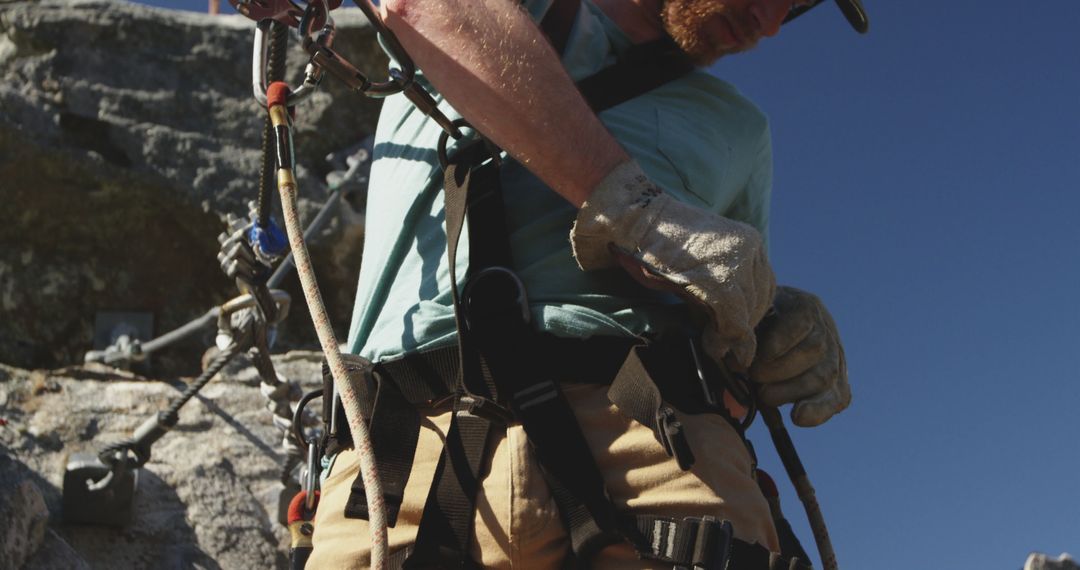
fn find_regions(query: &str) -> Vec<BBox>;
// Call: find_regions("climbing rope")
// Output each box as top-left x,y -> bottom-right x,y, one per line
265,80 -> 389,568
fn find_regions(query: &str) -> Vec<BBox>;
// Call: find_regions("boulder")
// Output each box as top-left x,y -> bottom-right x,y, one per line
0,456 -> 52,569
1026,553 -> 1080,570
0,0 -> 383,372
0,351 -> 325,568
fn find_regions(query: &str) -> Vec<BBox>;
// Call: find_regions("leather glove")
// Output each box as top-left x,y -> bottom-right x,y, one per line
751,285 -> 850,427
570,160 -> 776,367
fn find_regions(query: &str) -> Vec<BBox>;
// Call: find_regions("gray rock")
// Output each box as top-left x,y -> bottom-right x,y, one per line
0,458 -> 50,569
0,352 -> 325,568
1026,553 -> 1080,570
23,529 -> 91,570
0,0 -> 380,371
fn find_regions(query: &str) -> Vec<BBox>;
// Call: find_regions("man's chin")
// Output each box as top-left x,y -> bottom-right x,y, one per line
674,39 -> 745,67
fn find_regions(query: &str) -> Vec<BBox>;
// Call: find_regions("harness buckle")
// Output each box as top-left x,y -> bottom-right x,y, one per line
688,516 -> 733,570
457,395 -> 514,425
655,406 -> 695,471
512,380 -> 560,412
686,336 -> 719,408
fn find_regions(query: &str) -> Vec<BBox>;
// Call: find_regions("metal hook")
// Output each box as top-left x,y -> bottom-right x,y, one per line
252,15 -> 333,107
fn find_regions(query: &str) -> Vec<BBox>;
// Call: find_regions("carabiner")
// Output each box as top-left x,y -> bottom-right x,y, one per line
303,441 -> 320,511
252,17 -> 332,107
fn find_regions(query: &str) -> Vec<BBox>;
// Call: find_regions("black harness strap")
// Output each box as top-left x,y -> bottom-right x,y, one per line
465,268 -> 640,564
578,38 -> 696,112
632,515 -> 813,570
402,157 -> 506,569
608,345 -> 697,471
319,354 -> 420,527
343,379 -> 419,526
539,0 -> 582,56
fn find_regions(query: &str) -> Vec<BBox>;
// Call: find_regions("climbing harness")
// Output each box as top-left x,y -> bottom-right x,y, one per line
213,0 -> 845,567
288,0 -> 834,565
148,0 -> 850,566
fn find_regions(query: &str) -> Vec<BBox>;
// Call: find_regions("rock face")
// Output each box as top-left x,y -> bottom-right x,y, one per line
0,352 -> 326,568
1026,553 -> 1080,570
0,0 -> 384,372
0,456 -> 51,569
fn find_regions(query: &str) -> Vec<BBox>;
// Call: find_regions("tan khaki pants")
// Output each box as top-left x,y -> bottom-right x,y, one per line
309,383 -> 779,569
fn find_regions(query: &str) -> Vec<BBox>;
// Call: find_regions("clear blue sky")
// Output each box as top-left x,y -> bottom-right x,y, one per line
132,0 -> 1079,567
718,2 -> 1080,568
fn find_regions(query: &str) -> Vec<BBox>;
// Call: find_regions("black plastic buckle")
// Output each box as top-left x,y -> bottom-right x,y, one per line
512,380 -> 559,413
686,336 -> 719,408
688,516 -> 733,570
457,394 -> 514,425
656,406 -> 695,471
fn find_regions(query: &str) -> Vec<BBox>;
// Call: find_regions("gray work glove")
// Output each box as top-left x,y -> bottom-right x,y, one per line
217,213 -> 264,285
751,286 -> 850,427
570,160 -> 776,367
217,201 -> 286,286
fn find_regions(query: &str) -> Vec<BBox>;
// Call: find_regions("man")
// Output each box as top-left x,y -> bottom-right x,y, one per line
309,0 -> 864,567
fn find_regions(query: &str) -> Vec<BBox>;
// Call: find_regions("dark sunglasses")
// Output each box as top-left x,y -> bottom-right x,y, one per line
782,0 -> 826,26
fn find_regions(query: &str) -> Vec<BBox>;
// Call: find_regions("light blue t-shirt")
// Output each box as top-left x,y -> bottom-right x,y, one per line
347,0 -> 773,362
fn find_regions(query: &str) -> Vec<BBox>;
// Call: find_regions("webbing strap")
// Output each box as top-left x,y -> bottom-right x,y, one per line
466,270 -> 638,564
631,514 -> 813,570
396,517 -> 809,570
323,353 -> 419,527
539,0 -> 581,56
403,413 -> 493,569
608,345 -> 697,471
344,379 -> 419,526
576,38 -> 695,112
404,154 -> 505,569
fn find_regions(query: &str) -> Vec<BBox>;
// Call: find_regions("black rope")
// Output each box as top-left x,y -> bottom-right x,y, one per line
258,20 -> 289,228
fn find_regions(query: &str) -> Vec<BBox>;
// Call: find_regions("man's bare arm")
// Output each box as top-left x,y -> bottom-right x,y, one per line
380,0 -> 628,206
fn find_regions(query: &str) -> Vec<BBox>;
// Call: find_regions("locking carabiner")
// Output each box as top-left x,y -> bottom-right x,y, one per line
252,16 -> 332,107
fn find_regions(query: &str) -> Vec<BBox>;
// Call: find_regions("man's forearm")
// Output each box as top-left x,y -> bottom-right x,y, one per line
381,0 -> 629,206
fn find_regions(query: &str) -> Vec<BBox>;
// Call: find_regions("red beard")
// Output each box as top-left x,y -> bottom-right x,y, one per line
661,0 -> 759,65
